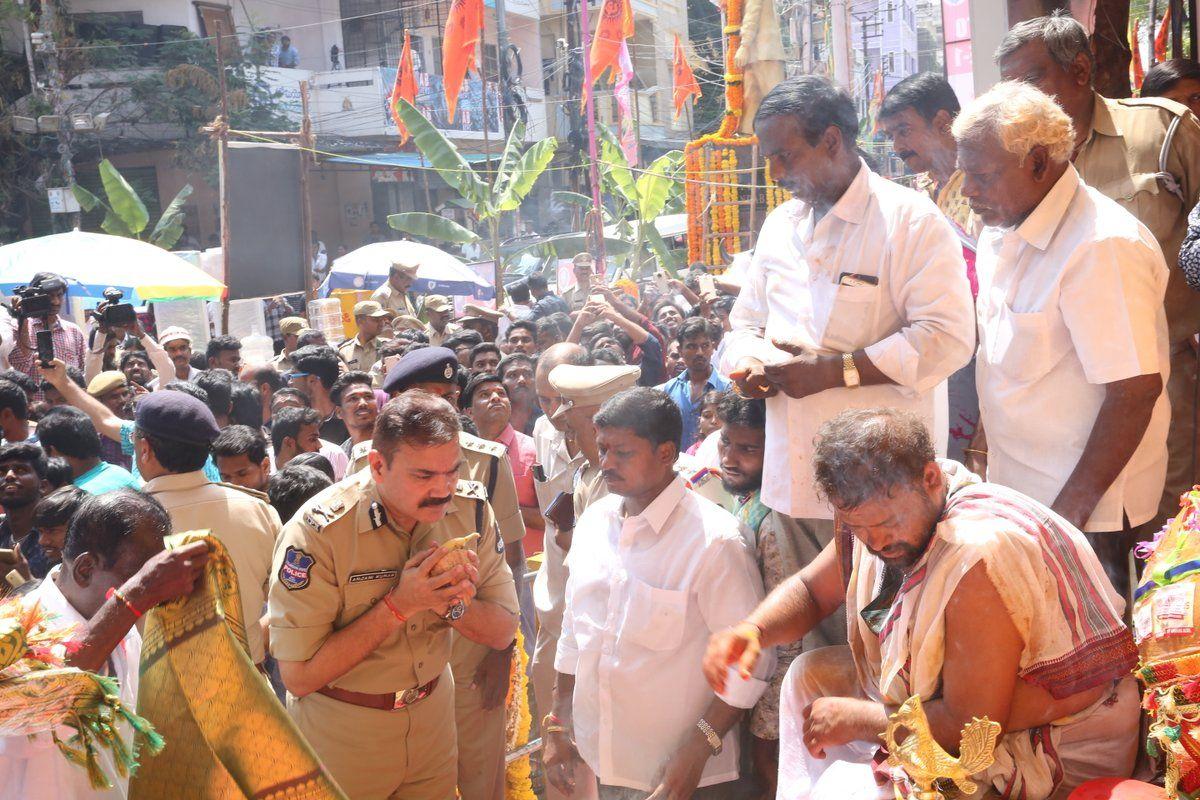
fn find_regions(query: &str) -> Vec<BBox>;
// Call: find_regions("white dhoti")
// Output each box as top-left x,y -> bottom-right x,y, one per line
777,647 -> 1141,800
777,646 -> 891,800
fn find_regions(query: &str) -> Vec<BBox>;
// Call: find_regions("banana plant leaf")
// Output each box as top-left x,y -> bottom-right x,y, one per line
387,212 -> 480,245
496,137 -> 559,212
393,98 -> 487,207
148,184 -> 194,249
99,159 -> 149,235
599,138 -> 638,208
635,151 -> 683,221
491,118 -> 526,199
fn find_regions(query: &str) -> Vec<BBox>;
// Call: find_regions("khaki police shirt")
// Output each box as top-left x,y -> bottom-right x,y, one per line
370,283 -> 417,317
142,471 -> 281,664
267,471 -> 517,693
1074,92 -> 1200,342
271,350 -> 294,374
348,432 -> 526,548
337,335 -> 389,372
573,461 -> 609,520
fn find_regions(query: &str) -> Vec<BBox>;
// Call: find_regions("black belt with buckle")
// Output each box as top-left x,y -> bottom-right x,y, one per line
317,676 -> 440,711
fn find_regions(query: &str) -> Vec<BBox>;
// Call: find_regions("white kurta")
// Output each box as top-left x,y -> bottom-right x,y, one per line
721,161 -> 975,519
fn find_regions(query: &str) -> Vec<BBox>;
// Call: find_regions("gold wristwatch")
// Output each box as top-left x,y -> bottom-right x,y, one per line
696,718 -> 722,755
842,352 -> 861,388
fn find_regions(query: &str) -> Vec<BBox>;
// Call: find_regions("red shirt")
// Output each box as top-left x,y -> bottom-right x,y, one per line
495,423 -> 542,553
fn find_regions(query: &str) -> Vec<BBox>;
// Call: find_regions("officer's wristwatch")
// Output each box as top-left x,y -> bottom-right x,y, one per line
443,600 -> 466,621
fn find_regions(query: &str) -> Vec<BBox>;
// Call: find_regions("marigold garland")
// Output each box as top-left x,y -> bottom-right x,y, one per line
504,629 -> 535,800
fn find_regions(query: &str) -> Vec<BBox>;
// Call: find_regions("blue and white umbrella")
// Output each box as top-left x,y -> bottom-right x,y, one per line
0,231 -> 225,305
319,241 -> 493,299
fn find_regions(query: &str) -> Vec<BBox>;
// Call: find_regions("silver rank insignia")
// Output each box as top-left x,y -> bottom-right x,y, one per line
368,501 -> 388,529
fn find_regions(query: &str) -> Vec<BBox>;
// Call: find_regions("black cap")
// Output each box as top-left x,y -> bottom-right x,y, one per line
382,346 -> 459,395
134,390 -> 221,446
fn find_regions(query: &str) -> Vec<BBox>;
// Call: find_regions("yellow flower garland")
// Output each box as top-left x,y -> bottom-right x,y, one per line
683,0 -> 773,266
504,630 -> 536,800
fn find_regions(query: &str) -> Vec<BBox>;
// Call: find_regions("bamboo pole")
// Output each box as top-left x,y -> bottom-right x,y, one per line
215,22 -> 232,335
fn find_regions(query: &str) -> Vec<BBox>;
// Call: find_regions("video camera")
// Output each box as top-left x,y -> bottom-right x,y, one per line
11,284 -> 54,320
92,287 -> 136,328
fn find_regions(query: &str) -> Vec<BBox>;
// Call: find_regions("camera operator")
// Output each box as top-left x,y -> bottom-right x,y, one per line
9,273 -> 84,396
83,293 -> 174,388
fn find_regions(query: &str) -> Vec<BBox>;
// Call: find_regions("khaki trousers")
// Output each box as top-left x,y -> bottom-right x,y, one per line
288,666 -> 457,799
455,678 -> 508,800
1160,341 -> 1199,522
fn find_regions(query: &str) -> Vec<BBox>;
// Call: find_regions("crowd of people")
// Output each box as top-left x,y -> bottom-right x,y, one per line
4,10 -> 1200,800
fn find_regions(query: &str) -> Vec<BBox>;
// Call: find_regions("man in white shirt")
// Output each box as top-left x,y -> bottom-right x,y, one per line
954,81 -> 1171,601
722,76 -> 975,550
149,326 -> 202,388
0,489 -> 208,798
544,387 -> 770,799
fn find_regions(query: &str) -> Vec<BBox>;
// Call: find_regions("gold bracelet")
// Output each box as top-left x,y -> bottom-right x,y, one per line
544,725 -> 569,735
963,448 -> 988,456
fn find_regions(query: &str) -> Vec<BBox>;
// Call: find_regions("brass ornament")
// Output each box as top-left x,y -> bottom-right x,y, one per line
884,695 -> 1000,800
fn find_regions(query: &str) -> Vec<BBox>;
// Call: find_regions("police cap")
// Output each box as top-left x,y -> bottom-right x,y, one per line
134,390 -> 221,446
382,346 -> 459,395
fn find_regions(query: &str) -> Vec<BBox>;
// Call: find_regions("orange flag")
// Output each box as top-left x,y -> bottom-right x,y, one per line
443,0 -> 483,122
389,32 -> 419,144
1130,18 -> 1145,92
1155,6 -> 1171,63
672,34 -> 700,119
590,0 -> 634,84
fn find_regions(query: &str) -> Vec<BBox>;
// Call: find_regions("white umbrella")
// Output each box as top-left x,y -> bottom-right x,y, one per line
0,231 -> 225,304
321,240 -> 491,298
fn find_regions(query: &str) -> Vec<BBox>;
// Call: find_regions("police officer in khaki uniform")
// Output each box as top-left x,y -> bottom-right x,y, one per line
548,364 -> 642,536
273,317 -> 308,374
268,393 -> 519,799
997,14 -> 1200,529
374,347 -> 527,800
132,392 -> 281,666
337,300 -> 392,371
371,260 -> 420,317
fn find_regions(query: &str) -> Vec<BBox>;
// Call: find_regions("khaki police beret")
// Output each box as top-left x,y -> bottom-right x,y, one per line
353,300 -> 389,318
279,316 -> 307,335
424,294 -> 453,313
86,370 -> 127,397
547,364 -> 641,420
461,303 -> 502,323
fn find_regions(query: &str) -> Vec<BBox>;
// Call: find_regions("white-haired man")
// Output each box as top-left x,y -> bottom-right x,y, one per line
955,81 -> 1171,601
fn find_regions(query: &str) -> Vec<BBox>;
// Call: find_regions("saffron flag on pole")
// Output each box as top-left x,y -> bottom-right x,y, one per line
614,40 -> 639,165
672,33 -> 700,119
1130,18 -> 1145,92
443,0 -> 484,122
1155,6 -> 1171,63
389,31 -> 419,144
867,68 -> 885,135
590,0 -> 634,84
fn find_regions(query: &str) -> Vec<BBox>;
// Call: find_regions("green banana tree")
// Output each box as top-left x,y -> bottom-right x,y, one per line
387,97 -> 558,280
597,130 -> 685,277
72,159 -> 194,250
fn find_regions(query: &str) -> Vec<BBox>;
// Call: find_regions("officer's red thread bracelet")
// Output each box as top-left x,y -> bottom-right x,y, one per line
106,587 -> 142,618
383,595 -> 407,624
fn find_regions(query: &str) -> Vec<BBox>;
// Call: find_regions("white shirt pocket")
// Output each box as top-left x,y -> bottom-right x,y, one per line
985,302 -> 1070,382
821,283 -> 880,353
619,578 -> 688,651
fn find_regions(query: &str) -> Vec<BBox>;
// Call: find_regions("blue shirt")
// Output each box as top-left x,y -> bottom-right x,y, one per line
75,460 -> 142,495
656,369 -> 730,450
119,420 -> 221,483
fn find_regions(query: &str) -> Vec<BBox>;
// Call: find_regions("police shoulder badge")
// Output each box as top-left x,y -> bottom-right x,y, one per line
280,546 -> 315,590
